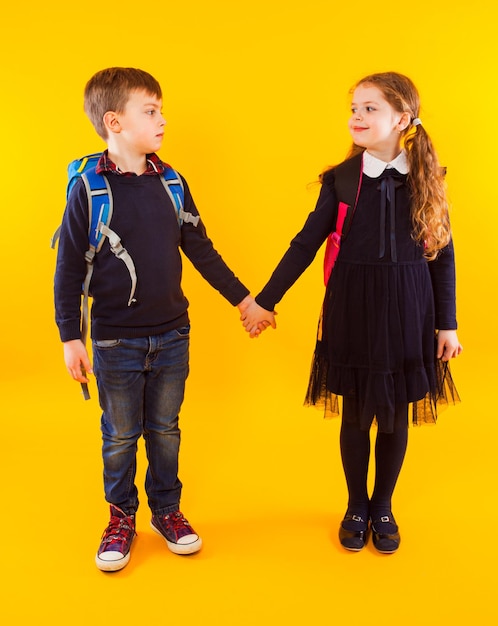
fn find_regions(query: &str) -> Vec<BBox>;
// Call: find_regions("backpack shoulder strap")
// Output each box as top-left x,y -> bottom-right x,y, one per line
67,153 -> 102,198
78,168 -> 114,392
322,152 -> 364,286
50,154 -> 107,249
332,151 -> 364,237
160,167 -> 200,227
80,168 -> 137,333
81,167 -> 113,252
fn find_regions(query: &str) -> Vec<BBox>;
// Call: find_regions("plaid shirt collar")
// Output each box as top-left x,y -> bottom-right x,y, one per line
96,150 -> 166,176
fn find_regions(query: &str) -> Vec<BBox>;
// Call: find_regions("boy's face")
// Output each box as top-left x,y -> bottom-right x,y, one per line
114,89 -> 166,154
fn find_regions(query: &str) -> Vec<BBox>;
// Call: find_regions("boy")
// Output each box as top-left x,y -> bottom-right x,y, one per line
54,67 -> 255,571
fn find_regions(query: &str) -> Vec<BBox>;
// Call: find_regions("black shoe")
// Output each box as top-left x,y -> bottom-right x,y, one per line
339,514 -> 369,551
371,515 -> 400,554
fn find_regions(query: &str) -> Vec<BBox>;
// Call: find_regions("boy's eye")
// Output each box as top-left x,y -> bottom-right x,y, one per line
366,106 -> 375,112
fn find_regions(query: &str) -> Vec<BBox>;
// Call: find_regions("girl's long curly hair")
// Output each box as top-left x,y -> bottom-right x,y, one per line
347,72 -> 451,260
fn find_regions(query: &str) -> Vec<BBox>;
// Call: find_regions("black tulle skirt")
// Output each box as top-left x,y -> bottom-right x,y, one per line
304,259 -> 460,433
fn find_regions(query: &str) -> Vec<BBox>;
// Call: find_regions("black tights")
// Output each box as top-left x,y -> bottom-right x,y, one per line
340,400 -> 408,521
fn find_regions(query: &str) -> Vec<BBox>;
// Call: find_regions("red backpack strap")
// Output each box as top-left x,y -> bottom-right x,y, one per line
323,152 -> 364,285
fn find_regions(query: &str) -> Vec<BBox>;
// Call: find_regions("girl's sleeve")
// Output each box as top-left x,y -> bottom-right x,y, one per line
255,177 -> 338,312
428,238 -> 458,330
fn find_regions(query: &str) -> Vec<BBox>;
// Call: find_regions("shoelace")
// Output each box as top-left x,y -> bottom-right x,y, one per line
102,515 -> 136,547
163,512 -> 194,536
167,512 -> 187,526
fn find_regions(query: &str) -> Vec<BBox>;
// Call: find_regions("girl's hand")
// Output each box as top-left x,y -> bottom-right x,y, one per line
239,297 -> 277,339
437,330 -> 463,361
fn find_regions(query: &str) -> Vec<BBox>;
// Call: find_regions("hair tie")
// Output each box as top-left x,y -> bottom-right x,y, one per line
412,117 -> 422,126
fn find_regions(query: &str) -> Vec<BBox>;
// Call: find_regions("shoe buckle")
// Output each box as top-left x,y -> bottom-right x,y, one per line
352,514 -> 363,522
380,515 -> 390,522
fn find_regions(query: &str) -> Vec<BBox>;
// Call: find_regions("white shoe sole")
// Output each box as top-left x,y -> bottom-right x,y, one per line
95,550 -> 131,572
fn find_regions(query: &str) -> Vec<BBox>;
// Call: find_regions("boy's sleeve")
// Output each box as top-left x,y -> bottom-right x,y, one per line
54,181 -> 89,342
179,176 -> 250,306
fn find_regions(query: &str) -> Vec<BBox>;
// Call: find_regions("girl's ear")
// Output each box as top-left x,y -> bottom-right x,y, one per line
397,111 -> 411,132
103,111 -> 121,135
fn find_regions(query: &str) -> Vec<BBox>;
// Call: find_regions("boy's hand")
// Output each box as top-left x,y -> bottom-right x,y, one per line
237,295 -> 264,338
238,296 -> 277,339
63,339 -> 93,383
436,330 -> 463,361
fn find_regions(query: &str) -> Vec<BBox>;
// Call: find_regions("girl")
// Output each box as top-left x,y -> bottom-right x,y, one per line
242,72 -> 462,553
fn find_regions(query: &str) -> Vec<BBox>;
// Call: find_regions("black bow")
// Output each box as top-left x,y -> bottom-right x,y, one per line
377,170 -> 404,262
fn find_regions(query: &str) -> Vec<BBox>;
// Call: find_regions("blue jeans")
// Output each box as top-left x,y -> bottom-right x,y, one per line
92,328 -> 190,516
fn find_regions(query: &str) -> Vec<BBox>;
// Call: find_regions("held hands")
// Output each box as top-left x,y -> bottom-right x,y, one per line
63,339 -> 93,383
237,295 -> 277,339
436,330 -> 463,361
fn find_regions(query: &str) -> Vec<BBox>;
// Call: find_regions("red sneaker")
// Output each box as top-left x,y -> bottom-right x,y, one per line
96,505 -> 136,571
151,511 -> 202,555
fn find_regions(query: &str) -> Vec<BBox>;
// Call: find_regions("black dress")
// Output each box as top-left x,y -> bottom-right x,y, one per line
256,160 -> 459,433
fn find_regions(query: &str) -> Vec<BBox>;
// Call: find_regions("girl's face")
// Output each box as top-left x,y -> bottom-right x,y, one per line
348,84 -> 409,160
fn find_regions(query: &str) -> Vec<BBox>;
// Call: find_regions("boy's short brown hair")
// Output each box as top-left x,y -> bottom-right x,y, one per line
84,67 -> 162,140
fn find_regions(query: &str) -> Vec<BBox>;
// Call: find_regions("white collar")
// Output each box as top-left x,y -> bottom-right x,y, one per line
362,150 -> 409,177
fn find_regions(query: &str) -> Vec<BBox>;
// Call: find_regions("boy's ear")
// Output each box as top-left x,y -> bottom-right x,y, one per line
103,111 -> 121,134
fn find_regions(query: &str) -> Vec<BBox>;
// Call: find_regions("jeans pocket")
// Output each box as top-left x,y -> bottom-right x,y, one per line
93,338 -> 121,349
174,325 -> 190,337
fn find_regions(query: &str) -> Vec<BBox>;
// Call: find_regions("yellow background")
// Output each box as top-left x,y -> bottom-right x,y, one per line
1,0 -> 496,623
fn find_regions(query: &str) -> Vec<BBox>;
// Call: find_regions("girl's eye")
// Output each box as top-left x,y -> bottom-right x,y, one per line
146,110 -> 155,116
351,107 -> 375,114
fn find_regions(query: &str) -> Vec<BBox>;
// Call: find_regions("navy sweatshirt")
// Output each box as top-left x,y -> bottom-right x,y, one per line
54,170 -> 249,342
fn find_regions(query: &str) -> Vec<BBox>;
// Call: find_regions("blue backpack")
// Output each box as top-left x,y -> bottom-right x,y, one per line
52,152 -> 199,399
